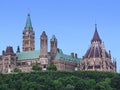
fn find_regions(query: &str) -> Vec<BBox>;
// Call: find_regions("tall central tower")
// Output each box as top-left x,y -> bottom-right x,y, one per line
22,14 -> 35,51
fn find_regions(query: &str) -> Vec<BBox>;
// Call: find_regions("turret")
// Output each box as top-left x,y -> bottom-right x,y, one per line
40,31 -> 48,58
40,31 -> 48,70
50,35 -> 57,59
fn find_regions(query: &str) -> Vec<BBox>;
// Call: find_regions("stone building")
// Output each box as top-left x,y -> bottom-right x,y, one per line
80,24 -> 116,72
0,14 -> 80,73
0,14 -> 116,73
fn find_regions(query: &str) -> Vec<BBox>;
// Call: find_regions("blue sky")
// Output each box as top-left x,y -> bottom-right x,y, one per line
0,0 -> 120,71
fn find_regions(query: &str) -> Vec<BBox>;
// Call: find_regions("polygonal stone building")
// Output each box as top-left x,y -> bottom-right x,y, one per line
80,24 -> 116,72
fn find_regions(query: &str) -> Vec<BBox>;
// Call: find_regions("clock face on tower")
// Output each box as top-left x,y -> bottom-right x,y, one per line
25,31 -> 29,35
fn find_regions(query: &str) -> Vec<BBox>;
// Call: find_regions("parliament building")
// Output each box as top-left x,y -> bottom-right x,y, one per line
0,14 -> 117,73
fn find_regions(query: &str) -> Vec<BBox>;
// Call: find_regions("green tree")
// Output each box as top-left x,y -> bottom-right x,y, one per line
0,70 -> 119,90
53,80 -> 64,90
75,79 -> 86,90
0,84 -> 8,90
95,78 -> 113,90
65,84 -> 75,90
32,65 -> 42,71
111,75 -> 120,90
14,68 -> 22,73
47,64 -> 57,71
75,79 -> 96,90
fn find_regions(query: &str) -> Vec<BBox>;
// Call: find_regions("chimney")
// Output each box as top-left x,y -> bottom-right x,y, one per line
71,53 -> 74,58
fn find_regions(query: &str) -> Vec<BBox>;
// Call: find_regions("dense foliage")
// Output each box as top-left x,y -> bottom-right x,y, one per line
0,71 -> 120,90
14,68 -> 22,73
47,64 -> 57,71
32,65 -> 42,71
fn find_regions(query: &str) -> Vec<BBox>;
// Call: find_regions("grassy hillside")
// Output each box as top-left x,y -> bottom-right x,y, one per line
0,71 -> 120,90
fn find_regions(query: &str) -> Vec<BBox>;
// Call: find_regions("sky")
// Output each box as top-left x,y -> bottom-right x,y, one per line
0,0 -> 120,71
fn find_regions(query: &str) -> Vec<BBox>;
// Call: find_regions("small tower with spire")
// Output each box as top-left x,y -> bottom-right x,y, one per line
40,31 -> 48,70
50,35 -> 57,60
22,13 -> 35,52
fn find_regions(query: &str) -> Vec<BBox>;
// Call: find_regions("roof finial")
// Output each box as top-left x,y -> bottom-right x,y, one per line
95,23 -> 97,31
27,8 -> 31,16
27,8 -> 31,13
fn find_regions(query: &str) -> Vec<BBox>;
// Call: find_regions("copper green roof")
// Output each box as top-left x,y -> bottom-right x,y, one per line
24,13 -> 33,31
55,49 -> 81,63
16,50 -> 51,60
50,35 -> 57,41
16,50 -> 40,60
16,49 -> 81,63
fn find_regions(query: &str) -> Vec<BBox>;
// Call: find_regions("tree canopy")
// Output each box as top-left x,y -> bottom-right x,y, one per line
14,68 -> 22,73
0,71 -> 119,90
47,64 -> 57,71
32,65 -> 42,71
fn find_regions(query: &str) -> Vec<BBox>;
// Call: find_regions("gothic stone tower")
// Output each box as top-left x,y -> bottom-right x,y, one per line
22,14 -> 35,51
80,24 -> 116,72
40,31 -> 48,70
50,35 -> 57,60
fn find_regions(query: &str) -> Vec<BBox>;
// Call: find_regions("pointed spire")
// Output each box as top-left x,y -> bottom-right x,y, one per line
91,24 -> 102,43
24,13 -> 33,31
17,46 -> 20,53
50,35 -> 57,41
